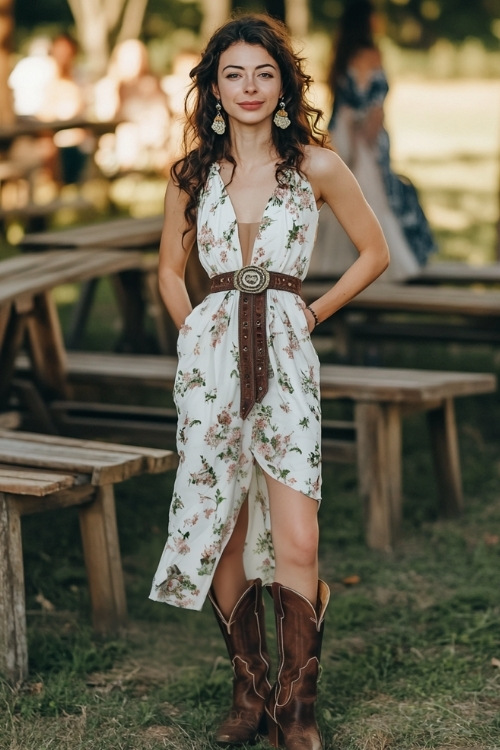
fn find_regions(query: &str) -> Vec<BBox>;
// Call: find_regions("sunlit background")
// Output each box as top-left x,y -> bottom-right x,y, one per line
1,0 -> 500,263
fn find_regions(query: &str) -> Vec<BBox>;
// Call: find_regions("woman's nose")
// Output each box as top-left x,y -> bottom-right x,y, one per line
244,77 -> 257,92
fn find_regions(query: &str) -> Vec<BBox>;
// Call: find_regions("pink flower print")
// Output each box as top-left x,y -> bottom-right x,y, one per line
218,410 -> 231,426
174,536 -> 190,555
228,427 -> 242,446
254,416 -> 268,431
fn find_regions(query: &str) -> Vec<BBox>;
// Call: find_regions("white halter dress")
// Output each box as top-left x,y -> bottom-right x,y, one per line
150,163 -> 321,610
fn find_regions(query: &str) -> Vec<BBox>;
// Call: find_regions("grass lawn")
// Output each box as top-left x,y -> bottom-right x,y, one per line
1,324 -> 500,749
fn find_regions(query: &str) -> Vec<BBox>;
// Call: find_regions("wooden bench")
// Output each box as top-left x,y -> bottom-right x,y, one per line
16,352 -> 496,553
302,280 -> 500,355
0,429 -> 177,684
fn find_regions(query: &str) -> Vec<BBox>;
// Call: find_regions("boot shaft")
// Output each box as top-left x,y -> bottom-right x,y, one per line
209,578 -> 272,698
270,580 -> 330,707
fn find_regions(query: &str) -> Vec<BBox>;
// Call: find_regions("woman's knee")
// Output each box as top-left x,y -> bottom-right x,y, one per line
274,522 -> 319,568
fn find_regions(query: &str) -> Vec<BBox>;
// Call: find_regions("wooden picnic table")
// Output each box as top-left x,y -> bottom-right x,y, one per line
0,248 -> 148,418
412,260 -> 500,286
302,279 -> 500,358
0,428 -> 178,683
20,214 -> 164,250
0,117 -> 120,152
20,213 -> 206,354
306,260 -> 500,288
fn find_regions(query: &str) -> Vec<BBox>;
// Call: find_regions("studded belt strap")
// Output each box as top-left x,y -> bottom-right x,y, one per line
210,267 -> 302,419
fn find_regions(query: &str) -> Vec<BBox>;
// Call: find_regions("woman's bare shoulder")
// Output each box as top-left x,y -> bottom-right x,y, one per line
303,144 -> 344,180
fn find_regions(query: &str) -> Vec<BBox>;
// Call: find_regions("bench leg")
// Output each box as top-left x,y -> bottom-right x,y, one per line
0,494 -> 28,684
142,267 -> 177,355
427,397 -> 464,517
78,485 -> 127,635
25,292 -> 69,399
355,402 -> 402,552
0,305 -> 26,405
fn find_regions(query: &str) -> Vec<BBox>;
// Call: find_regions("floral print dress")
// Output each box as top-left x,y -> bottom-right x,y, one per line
149,163 -> 321,610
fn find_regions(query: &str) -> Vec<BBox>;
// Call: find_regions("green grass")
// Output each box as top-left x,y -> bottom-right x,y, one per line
1,335 -> 500,749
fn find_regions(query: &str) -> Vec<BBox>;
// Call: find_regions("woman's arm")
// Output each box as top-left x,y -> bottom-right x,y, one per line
303,146 -> 389,330
158,176 -> 197,330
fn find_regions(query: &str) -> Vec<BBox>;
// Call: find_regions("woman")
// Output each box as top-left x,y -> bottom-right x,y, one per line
309,0 -> 436,281
149,13 -> 388,749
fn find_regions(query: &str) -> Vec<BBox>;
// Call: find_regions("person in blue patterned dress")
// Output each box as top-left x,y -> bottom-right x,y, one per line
149,13 -> 389,749
309,0 -> 437,281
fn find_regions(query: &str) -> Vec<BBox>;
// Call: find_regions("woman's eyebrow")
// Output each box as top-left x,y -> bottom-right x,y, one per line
221,63 -> 277,72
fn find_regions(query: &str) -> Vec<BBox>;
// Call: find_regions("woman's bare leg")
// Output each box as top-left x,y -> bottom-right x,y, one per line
264,473 -> 319,606
211,499 -> 249,618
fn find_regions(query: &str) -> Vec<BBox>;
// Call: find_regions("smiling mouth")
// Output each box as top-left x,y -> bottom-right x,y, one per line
238,101 -> 264,109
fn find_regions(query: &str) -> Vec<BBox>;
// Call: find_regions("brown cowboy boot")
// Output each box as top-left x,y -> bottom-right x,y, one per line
265,580 -> 330,750
209,579 -> 272,746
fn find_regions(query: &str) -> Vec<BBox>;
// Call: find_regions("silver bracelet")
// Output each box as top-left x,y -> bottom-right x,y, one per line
306,305 -> 319,328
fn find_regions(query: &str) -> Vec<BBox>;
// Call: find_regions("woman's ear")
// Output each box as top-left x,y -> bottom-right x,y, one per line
212,84 -> 220,99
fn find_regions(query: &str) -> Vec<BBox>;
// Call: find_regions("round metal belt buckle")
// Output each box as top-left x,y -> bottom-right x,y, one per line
233,266 -> 270,294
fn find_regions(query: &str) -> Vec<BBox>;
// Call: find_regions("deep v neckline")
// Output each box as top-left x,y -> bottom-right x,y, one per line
215,164 -> 279,266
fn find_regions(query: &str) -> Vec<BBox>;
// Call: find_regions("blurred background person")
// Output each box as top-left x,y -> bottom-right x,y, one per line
161,49 -> 200,163
93,39 -> 172,175
310,0 -> 437,281
37,33 -> 91,185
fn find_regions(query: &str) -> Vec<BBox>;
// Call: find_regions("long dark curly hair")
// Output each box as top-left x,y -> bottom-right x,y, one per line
328,0 -> 376,95
172,13 -> 328,235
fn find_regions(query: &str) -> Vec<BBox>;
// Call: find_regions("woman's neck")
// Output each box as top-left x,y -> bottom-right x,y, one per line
226,123 -> 277,170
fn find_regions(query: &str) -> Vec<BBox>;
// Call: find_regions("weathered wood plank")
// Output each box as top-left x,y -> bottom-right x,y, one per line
0,434 -> 145,485
0,306 -> 26,403
0,466 -> 76,496
0,494 -> 27,683
303,280 -> 500,316
12,484 -> 94,516
19,351 -> 494,404
0,429 -> 178,476
427,398 -> 464,517
21,214 -> 163,249
0,249 -> 146,307
78,484 -> 127,635
25,292 -> 69,399
356,402 -> 402,552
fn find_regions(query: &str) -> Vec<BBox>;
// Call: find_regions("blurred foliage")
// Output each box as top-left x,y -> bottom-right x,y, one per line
12,0 -> 500,49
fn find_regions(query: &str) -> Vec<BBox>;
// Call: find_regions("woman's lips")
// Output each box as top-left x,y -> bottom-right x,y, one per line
238,101 -> 264,110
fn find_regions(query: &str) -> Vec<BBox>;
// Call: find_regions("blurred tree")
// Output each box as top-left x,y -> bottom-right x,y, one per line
312,0 -> 500,48
0,0 -> 14,125
200,0 -> 230,40
11,0 -> 500,53
65,0 -> 150,77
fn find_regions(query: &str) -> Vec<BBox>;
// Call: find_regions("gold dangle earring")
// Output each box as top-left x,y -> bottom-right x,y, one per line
274,99 -> 291,129
211,100 -> 226,135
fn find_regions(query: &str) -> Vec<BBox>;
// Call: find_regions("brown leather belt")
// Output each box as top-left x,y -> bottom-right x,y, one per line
210,267 -> 302,419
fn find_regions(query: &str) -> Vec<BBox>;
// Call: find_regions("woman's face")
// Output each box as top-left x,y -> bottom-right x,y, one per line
213,42 -> 282,128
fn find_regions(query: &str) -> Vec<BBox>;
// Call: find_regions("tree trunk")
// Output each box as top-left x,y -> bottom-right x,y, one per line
0,0 -> 14,126
116,0 -> 149,44
66,0 -> 149,80
200,0 -> 231,43
285,0 -> 309,38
